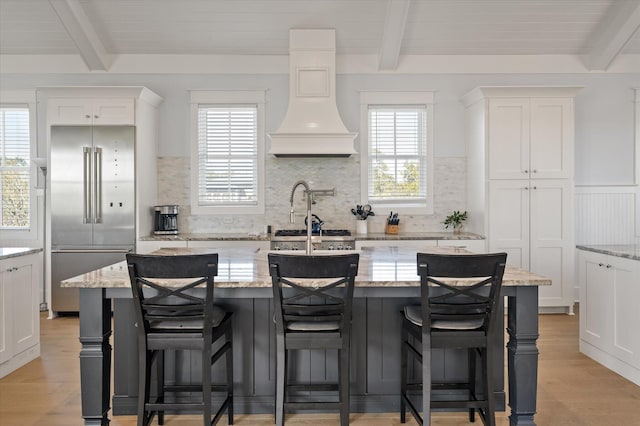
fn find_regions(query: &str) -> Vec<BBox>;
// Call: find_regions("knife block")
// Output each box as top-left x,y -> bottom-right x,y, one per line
385,224 -> 399,234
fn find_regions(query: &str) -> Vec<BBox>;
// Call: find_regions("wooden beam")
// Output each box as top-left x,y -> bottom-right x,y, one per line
584,0 -> 640,71
48,0 -> 111,71
378,0 -> 411,71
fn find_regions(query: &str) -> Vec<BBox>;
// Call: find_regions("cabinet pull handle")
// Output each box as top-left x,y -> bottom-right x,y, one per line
85,114 -> 91,119
524,187 -> 529,190
606,264 -> 612,268
598,263 -> 604,267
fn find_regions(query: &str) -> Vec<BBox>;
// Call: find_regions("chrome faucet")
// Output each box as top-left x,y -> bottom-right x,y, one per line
289,180 -> 335,254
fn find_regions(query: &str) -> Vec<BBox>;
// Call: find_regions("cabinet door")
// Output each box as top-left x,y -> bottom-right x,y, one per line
488,180 -> 530,269
48,98 -> 93,125
488,98 -> 530,180
10,256 -> 39,355
530,180 -> 573,308
579,251 -> 612,351
0,266 -> 11,364
48,98 -> 134,125
92,99 -> 135,125
610,256 -> 640,366
530,98 -> 573,179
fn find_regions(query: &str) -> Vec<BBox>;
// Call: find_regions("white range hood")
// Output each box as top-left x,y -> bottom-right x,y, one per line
268,29 -> 357,157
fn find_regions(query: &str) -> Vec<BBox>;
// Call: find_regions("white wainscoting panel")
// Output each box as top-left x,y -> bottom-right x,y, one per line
575,186 -> 638,245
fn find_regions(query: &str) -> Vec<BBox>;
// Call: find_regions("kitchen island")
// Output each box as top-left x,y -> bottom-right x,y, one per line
63,246 -> 549,426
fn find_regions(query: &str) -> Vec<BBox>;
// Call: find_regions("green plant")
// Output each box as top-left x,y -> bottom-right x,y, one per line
443,210 -> 468,230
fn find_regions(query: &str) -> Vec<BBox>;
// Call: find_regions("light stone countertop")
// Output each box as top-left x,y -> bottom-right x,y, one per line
62,246 -> 549,289
0,247 -> 42,261
139,231 -> 484,242
576,244 -> 640,261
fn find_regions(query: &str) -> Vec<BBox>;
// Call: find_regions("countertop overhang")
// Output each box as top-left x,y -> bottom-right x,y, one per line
62,246 -> 550,289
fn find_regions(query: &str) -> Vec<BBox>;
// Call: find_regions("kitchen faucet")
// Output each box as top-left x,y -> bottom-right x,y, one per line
289,180 -> 335,254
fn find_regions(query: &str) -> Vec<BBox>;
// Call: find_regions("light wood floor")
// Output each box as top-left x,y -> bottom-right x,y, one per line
1,307 -> 640,425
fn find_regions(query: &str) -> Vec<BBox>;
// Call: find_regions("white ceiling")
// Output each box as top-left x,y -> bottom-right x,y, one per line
1,0 -> 639,72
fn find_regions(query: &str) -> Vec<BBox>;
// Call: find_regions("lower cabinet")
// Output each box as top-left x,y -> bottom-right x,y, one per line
578,249 -> 640,385
0,252 -> 42,378
135,239 -> 187,254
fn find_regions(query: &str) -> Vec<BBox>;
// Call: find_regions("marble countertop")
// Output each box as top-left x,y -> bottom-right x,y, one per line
0,247 -> 42,261
576,244 -> 640,261
62,246 -> 549,289
139,231 -> 484,242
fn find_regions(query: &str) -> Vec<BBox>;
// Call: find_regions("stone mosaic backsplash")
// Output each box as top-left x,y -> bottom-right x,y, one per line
157,156 -> 466,235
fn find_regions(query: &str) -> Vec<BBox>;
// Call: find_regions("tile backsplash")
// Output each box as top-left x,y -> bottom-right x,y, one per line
157,156 -> 466,235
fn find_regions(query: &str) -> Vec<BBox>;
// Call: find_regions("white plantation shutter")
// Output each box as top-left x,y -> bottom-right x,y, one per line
197,105 -> 258,206
0,106 -> 30,228
368,106 -> 427,203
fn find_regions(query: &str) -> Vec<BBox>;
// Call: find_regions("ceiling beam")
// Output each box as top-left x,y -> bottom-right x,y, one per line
378,0 -> 411,71
49,0 -> 111,71
583,0 -> 640,71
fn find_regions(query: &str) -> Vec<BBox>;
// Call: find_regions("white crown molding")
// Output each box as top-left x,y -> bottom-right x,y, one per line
1,53 -> 639,75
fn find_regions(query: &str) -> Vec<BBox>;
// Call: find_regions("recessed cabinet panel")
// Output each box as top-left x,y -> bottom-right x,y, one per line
612,259 -> 640,364
48,98 -> 134,125
535,247 -> 564,300
583,255 -> 610,346
0,268 -> 10,364
530,98 -> 573,179
488,99 -> 529,180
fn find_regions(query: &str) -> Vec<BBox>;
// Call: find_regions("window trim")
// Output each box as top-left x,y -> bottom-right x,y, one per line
359,91 -> 434,215
0,90 -> 38,239
190,90 -> 265,215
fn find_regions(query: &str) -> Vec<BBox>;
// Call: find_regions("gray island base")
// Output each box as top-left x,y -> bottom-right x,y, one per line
64,247 -> 550,426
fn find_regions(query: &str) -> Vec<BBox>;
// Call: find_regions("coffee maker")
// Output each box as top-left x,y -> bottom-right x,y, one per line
153,205 -> 179,235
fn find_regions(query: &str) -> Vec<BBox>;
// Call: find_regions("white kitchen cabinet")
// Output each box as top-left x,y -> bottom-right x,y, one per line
355,239 -> 437,250
0,252 -> 42,378
578,249 -> 640,385
47,98 -> 135,125
488,97 -> 574,180
463,87 -> 580,313
488,179 -> 573,309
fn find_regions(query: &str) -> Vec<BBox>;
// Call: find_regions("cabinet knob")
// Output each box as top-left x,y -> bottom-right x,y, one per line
606,264 -> 612,268
598,263 -> 604,267
532,186 -> 537,190
85,114 -> 91,119
524,170 -> 529,174
94,115 -> 99,119
532,169 -> 537,173
524,186 -> 529,190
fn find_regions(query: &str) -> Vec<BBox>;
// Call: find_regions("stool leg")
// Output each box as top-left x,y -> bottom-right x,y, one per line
400,323 -> 408,423
138,346 -> 150,426
339,344 -> 350,426
468,348 -> 476,423
422,331 -> 431,426
483,347 -> 496,426
203,343 -> 212,426
226,327 -> 234,425
157,350 -> 165,425
275,334 -> 285,426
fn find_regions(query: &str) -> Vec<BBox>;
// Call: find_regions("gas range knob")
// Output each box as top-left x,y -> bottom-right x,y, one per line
328,245 -> 335,250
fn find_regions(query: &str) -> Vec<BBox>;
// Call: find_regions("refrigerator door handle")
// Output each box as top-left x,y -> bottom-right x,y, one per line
94,147 -> 103,224
83,146 -> 92,224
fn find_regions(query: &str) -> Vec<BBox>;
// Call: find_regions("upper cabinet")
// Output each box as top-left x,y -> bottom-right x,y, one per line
47,98 -> 134,125
487,96 -> 574,179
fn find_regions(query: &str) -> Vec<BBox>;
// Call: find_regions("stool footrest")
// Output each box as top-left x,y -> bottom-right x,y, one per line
285,401 -> 342,410
287,383 -> 339,392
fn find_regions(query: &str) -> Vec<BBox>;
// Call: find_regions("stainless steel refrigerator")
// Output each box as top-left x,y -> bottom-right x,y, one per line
50,126 -> 135,312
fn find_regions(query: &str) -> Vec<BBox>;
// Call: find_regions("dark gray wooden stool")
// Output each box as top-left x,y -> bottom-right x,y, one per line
268,253 -> 360,426
400,252 -> 507,426
126,253 -> 233,426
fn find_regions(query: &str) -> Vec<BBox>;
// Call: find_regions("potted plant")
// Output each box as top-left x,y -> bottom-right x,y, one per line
443,210 -> 467,233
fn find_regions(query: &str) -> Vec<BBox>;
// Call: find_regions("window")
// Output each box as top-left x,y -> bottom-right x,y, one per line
190,91 -> 265,214
360,92 -> 434,213
0,103 -> 33,230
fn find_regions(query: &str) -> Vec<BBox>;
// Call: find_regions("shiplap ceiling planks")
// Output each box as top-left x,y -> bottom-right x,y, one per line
0,0 -> 638,71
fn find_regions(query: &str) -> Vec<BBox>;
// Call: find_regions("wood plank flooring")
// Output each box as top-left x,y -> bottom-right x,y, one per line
1,307 -> 640,425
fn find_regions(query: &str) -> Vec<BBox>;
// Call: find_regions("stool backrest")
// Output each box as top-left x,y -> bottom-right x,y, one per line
416,252 -> 507,333
268,253 -> 360,333
126,253 -> 219,334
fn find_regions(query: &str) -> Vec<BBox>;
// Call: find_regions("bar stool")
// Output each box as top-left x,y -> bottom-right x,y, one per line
126,253 -> 233,426
268,253 -> 360,426
400,252 -> 507,426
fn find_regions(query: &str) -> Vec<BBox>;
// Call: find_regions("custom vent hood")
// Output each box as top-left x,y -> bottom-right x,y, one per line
268,29 -> 357,157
